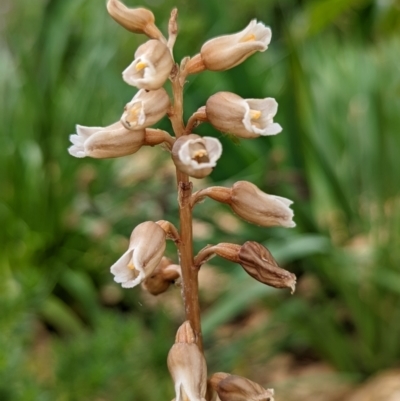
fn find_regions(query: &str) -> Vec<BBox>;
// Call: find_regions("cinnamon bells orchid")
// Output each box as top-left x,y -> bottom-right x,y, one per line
168,321 -> 207,401
194,241 -> 296,293
122,39 -> 174,90
186,20 -> 271,74
68,122 -> 173,158
172,134 -> 222,179
206,92 -> 282,138
192,181 -> 295,228
110,221 -> 166,288
107,0 -> 166,42
120,88 -> 170,130
209,372 -> 275,401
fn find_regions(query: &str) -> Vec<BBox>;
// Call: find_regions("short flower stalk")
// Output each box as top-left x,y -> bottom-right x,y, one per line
69,2 -> 297,399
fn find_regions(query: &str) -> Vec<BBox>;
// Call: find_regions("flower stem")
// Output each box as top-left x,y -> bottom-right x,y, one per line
169,64 -> 203,351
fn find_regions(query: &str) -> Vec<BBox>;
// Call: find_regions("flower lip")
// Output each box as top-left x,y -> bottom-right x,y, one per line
178,137 -> 221,169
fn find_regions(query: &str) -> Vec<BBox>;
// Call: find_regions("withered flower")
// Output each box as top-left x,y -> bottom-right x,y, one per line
206,92 -> 282,138
168,322 -> 207,401
210,372 -> 274,401
107,0 -> 166,41
172,134 -> 222,179
110,221 -> 166,288
200,20 -> 271,71
122,40 -> 174,90
120,88 -> 170,130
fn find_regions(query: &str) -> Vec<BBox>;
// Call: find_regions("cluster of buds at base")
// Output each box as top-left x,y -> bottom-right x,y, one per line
209,373 -> 274,401
194,241 -> 296,293
192,181 -> 295,228
168,322 -> 207,401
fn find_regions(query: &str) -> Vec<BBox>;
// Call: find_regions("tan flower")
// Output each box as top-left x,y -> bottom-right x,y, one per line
107,0 -> 165,42
168,322 -> 207,401
122,40 -> 174,90
172,134 -> 222,179
206,92 -> 282,138
200,20 -> 271,71
68,122 -> 145,159
210,372 -> 274,401
120,88 -> 170,130
110,221 -> 166,288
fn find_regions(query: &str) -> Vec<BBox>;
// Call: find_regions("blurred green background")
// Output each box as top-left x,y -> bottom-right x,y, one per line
1,0 -> 400,399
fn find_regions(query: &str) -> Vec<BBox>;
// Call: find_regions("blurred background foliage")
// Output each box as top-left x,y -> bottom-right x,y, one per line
1,0 -> 400,399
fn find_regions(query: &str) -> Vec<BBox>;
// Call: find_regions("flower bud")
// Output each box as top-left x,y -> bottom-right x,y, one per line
107,0 -> 165,42
120,88 -> 170,130
210,373 -> 275,401
206,92 -> 282,138
200,20 -> 271,71
192,181 -> 295,228
142,257 -> 181,295
122,40 -> 174,90
68,122 -> 145,159
239,241 -> 296,293
168,322 -> 207,401
172,134 -> 222,179
110,221 -> 166,288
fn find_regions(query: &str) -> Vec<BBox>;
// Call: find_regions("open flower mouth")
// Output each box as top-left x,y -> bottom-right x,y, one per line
123,102 -> 142,127
190,144 -> 210,164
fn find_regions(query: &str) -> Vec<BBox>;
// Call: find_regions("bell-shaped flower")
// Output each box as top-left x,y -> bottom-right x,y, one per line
167,322 -> 207,401
142,256 -> 181,295
122,39 -> 174,90
110,221 -> 166,288
210,372 -> 275,401
206,92 -> 282,138
172,134 -> 222,179
68,121 -> 146,159
120,88 -> 170,130
107,0 -> 166,42
200,20 -> 271,71
192,181 -> 294,228
194,242 -> 296,293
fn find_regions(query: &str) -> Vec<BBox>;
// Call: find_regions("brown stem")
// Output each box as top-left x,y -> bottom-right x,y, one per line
169,52 -> 203,351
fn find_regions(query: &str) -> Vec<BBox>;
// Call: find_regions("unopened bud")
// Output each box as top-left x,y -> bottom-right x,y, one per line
210,373 -> 274,401
110,221 -> 166,288
168,322 -> 207,401
206,92 -> 282,138
107,0 -> 165,42
121,88 -> 170,130
123,40 -> 174,90
200,20 -> 271,71
142,257 -> 181,295
172,134 -> 222,179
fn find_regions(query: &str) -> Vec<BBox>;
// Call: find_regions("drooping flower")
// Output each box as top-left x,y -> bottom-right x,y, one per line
206,92 -> 282,138
110,221 -> 166,288
172,134 -> 222,179
192,181 -> 295,228
120,88 -> 170,130
68,122 -> 145,159
122,40 -> 174,90
210,372 -> 275,401
200,20 -> 271,71
168,322 -> 207,401
107,0 -> 166,42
